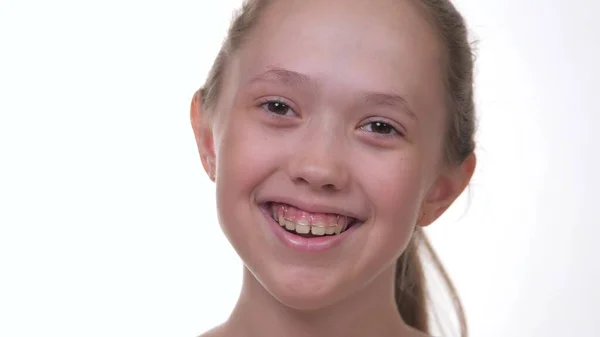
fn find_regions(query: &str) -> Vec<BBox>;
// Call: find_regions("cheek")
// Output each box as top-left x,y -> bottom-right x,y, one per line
346,154 -> 425,282
213,113 -> 275,254
358,153 -> 425,226
216,114 -> 274,187
213,111 -> 291,224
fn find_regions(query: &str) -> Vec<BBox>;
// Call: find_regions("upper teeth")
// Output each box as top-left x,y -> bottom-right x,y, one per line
269,202 -> 355,236
276,216 -> 344,236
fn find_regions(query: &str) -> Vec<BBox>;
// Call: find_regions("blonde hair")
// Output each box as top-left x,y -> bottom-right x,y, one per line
199,0 -> 476,335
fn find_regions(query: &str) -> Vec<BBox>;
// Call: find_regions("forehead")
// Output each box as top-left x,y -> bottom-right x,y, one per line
232,0 -> 447,117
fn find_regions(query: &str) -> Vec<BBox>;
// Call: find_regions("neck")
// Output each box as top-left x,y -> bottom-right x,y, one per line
224,265 -> 415,337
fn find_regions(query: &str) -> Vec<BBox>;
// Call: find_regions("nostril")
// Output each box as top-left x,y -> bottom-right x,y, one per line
294,177 -> 338,191
294,177 -> 310,185
322,183 -> 336,191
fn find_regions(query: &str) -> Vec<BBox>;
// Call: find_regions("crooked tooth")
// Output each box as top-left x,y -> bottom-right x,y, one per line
311,226 -> 326,236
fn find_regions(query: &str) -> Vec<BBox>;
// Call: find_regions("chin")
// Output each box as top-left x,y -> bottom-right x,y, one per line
257,267 -> 352,311
270,287 -> 342,311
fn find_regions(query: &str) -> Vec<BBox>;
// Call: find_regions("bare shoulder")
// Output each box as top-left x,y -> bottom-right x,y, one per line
405,326 -> 433,337
198,324 -> 227,337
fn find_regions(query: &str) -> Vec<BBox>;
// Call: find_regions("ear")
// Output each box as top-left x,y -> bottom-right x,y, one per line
190,89 -> 216,182
417,153 -> 476,226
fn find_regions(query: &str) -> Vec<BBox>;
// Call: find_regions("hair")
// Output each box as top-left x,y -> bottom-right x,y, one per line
198,0 -> 476,335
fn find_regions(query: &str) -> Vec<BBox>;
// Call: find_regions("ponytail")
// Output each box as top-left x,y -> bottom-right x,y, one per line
394,229 -> 468,336
395,229 -> 428,331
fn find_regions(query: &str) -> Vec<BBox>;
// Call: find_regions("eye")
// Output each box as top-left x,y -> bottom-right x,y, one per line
360,121 -> 402,136
259,99 -> 297,117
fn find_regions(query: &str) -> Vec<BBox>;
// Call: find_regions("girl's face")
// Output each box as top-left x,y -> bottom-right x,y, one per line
193,0 -> 471,310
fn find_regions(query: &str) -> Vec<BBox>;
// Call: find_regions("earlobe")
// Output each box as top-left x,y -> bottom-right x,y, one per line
190,89 -> 216,182
418,153 -> 476,227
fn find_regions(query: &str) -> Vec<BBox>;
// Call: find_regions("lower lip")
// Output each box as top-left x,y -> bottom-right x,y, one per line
259,204 -> 359,253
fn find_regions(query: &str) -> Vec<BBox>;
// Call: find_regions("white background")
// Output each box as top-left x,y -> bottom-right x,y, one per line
1,1 -> 598,336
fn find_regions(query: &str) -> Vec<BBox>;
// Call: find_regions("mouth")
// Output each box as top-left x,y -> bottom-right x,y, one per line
262,202 -> 362,238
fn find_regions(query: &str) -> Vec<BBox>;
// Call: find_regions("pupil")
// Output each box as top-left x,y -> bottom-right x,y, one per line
268,102 -> 288,114
372,122 -> 392,134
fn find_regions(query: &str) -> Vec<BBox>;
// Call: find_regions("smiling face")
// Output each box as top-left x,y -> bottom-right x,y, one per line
193,0 -> 467,310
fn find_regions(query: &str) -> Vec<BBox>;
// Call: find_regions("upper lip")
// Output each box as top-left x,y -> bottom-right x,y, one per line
261,196 -> 367,222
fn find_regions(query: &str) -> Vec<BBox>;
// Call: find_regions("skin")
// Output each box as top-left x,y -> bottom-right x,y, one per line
191,0 -> 476,336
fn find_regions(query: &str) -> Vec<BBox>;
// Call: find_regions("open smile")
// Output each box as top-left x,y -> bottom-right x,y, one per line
259,202 -> 364,252
267,201 -> 360,237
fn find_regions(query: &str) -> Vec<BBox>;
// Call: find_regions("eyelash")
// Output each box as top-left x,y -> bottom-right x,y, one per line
359,120 -> 404,138
257,98 -> 404,138
258,98 -> 298,117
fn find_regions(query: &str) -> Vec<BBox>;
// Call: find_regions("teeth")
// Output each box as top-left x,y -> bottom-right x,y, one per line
275,217 -> 346,236
311,226 -> 326,236
338,215 -> 349,232
270,203 -> 356,236
295,222 -> 311,234
284,219 -> 295,231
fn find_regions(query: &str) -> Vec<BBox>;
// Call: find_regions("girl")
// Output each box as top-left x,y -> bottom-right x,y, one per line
191,0 -> 476,336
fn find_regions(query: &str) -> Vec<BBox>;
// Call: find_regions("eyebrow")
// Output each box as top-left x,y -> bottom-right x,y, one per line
360,92 -> 418,120
248,66 -> 314,88
248,66 -> 418,120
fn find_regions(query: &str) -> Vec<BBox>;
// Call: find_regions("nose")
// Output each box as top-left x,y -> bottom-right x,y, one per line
287,135 -> 349,192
